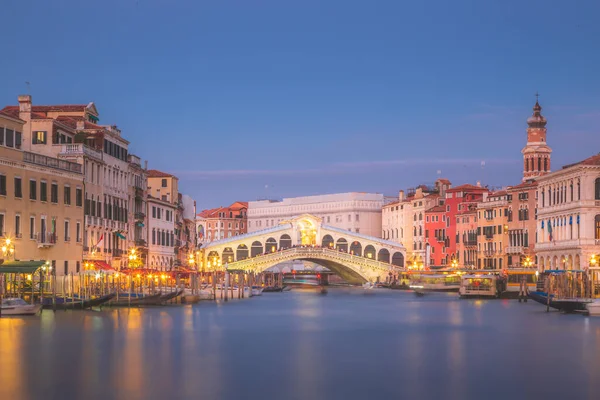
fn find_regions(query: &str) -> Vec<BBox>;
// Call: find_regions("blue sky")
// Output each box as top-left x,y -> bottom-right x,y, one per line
2,0 -> 599,210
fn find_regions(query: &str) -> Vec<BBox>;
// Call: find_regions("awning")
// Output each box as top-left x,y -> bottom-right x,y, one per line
84,260 -> 115,273
0,260 -> 46,274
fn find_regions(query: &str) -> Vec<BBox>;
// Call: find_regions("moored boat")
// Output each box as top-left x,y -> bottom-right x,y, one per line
586,300 -> 600,316
251,287 -> 263,296
528,291 -> 592,313
1,298 -> 42,316
42,293 -> 116,310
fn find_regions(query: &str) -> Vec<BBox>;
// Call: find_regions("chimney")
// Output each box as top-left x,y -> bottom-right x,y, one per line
144,160 -> 148,170
398,190 -> 404,201
18,95 -> 32,121
76,120 -> 85,130
476,181 -> 481,188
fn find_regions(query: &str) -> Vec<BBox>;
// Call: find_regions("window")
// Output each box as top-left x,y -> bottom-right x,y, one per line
5,129 -> 14,147
162,179 -> 167,187
76,222 -> 81,242
0,214 -> 3,236
595,178 -> 600,200
32,131 -> 47,144
30,217 -> 35,239
15,215 -> 21,238
64,186 -> 71,205
64,261 -> 68,275
29,180 -> 37,200
0,174 -> 5,195
14,177 -> 22,198
596,215 -> 600,240
76,261 -> 81,273
64,220 -> 70,241
152,229 -> 156,245
76,188 -> 82,207
51,183 -> 58,203
355,214 -> 359,222
40,181 -> 47,202
152,206 -> 156,218
0,127 -> 3,146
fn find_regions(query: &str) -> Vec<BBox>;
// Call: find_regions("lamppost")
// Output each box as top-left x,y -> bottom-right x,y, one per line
523,256 -> 534,268
1,238 -> 15,260
450,257 -> 459,269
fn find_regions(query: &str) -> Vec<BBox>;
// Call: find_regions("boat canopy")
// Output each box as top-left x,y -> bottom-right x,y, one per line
0,260 -> 46,274
462,274 -> 495,280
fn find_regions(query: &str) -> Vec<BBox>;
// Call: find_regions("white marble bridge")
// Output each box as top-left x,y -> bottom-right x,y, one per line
200,214 -> 406,284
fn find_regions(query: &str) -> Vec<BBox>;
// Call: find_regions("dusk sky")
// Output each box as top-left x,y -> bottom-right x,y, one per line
2,0 -> 599,211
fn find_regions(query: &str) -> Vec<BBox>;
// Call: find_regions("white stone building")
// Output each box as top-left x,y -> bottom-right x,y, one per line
248,192 -> 384,237
535,153 -> 600,270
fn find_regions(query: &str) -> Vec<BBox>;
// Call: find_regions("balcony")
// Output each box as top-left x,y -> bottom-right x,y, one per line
112,249 -> 125,257
135,211 -> 146,220
135,239 -> 147,247
505,246 -> 524,254
485,234 -> 494,240
24,151 -> 82,174
483,250 -> 496,257
135,187 -> 144,199
436,236 -> 446,243
57,143 -> 103,161
37,232 -> 57,248
464,240 -> 477,247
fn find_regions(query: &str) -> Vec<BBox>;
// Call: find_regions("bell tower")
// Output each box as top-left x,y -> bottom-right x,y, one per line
521,94 -> 552,181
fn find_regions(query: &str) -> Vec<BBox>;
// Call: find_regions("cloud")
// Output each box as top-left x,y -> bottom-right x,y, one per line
174,157 -> 519,179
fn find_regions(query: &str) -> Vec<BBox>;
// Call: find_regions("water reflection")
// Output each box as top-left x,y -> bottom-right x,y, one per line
2,290 -> 600,399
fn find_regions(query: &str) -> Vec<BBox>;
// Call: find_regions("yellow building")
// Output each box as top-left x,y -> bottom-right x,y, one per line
0,111 -> 83,275
477,190 -> 509,269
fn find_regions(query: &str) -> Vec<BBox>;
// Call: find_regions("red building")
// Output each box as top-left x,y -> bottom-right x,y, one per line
444,184 -> 489,265
425,205 -> 448,267
197,201 -> 248,244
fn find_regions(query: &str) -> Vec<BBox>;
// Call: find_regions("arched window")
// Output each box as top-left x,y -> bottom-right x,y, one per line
419,226 -> 422,236
544,158 -> 548,171
595,178 -> 600,200
525,158 -> 529,172
596,215 -> 600,240
538,157 -> 541,172
413,227 -> 417,236
419,213 -> 423,221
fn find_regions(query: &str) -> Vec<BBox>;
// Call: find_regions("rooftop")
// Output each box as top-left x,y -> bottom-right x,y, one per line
562,153 -> 600,170
148,169 -> 175,178
446,183 -> 487,193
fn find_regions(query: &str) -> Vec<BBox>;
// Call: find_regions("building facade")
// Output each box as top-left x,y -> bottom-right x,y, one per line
505,180 -> 537,267
0,111 -> 83,275
425,205 -> 447,267
147,196 -> 177,269
455,203 -> 479,269
477,190 -> 509,269
197,201 -> 248,243
2,95 -> 132,270
445,184 -> 488,266
248,193 -> 383,237
535,153 -> 600,270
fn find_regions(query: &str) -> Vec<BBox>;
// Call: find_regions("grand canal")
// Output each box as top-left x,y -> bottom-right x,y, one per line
2,288 -> 600,400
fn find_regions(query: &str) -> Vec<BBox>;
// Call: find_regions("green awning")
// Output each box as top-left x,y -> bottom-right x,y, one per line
0,261 -> 46,274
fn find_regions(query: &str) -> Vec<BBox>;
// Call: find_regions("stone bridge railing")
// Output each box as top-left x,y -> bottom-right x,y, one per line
226,247 -> 403,278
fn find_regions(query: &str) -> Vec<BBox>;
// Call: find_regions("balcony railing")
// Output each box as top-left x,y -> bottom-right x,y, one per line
58,143 -> 103,161
24,151 -> 82,174
135,239 -> 147,247
505,246 -> 524,254
464,240 -> 477,247
135,212 -> 146,220
37,232 -> 57,248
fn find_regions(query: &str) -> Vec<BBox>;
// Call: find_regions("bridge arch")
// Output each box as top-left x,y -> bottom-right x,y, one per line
364,245 -> 376,259
391,252 -> 404,267
280,234 -> 292,249
266,237 -> 278,253
378,248 -> 390,263
349,241 -> 362,256
222,247 -> 234,263
336,238 -> 348,252
251,241 -> 263,257
236,244 -> 249,261
322,234 -> 334,248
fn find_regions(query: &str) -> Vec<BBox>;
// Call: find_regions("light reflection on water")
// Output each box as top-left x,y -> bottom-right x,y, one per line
2,289 -> 600,400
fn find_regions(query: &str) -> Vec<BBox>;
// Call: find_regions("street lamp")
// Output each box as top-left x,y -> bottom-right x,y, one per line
523,256 -> 534,268
590,254 -> 598,267
450,257 -> 459,269
1,238 -> 15,260
128,247 -> 142,268
188,252 -> 196,268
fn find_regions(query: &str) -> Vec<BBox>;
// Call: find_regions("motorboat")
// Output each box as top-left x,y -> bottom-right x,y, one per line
362,282 -> 375,290
251,287 -> 264,296
1,298 -> 42,316
586,300 -> 600,316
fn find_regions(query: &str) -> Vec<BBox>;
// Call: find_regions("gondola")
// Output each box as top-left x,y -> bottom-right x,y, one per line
262,286 -> 283,293
414,290 -> 426,297
159,290 -> 184,303
41,293 -> 116,310
107,293 -> 163,307
528,291 -> 591,313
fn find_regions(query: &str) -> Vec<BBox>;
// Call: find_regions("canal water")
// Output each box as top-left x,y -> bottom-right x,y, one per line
2,288 -> 600,400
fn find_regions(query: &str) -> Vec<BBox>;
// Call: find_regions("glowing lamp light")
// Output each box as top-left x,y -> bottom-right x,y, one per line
95,273 -> 101,280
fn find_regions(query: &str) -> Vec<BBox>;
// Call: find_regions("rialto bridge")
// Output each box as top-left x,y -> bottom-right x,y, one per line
200,214 -> 406,284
